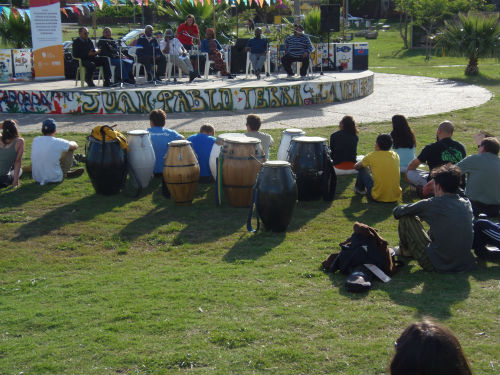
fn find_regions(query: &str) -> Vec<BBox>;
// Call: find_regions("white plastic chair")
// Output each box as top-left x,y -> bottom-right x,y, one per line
127,46 -> 147,82
203,49 -> 229,79
165,54 -> 184,81
245,50 -> 270,78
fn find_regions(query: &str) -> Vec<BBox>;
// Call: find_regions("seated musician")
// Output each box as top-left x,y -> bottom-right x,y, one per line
245,114 -> 274,158
200,28 -> 234,79
97,27 -> 135,84
136,25 -> 166,82
72,27 -> 112,87
161,29 -> 197,83
187,124 -> 216,183
246,27 -> 268,79
281,24 -> 313,78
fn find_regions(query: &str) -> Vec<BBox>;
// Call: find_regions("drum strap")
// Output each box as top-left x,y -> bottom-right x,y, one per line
215,156 -> 224,206
246,187 -> 260,233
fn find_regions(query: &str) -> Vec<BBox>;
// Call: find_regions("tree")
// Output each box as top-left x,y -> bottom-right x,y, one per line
304,7 -> 322,39
0,13 -> 32,48
436,12 -> 500,75
412,0 -> 451,60
158,2 -> 231,42
394,0 -> 415,49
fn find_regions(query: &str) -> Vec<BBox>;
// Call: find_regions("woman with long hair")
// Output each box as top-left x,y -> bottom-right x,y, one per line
0,119 -> 25,188
200,28 -> 233,78
329,115 -> 359,170
390,320 -> 472,375
176,14 -> 200,51
390,114 -> 416,172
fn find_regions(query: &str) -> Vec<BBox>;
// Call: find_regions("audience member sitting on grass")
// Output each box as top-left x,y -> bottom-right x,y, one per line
393,164 -> 476,272
245,114 -> 274,158
0,119 -> 24,189
354,134 -> 402,202
148,109 -> 184,176
187,124 -> 216,183
329,115 -> 359,170
406,120 -> 466,198
390,319 -> 472,375
473,218 -> 500,261
31,119 -> 84,186
456,137 -> 500,217
390,114 -> 416,172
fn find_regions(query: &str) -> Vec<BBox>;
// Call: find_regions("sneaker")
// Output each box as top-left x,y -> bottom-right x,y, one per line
74,153 -> 86,163
66,168 -> 84,179
354,186 -> 367,195
103,80 -> 112,87
189,71 -> 197,83
287,74 -> 294,78
255,69 -> 261,80
86,80 -> 95,87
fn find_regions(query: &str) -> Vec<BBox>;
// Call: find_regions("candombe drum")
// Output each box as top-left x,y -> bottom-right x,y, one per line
86,136 -> 128,195
277,128 -> 306,161
255,161 -> 297,232
126,130 -> 155,188
287,136 -> 335,201
209,133 -> 247,180
163,140 -> 200,205
221,136 -> 266,207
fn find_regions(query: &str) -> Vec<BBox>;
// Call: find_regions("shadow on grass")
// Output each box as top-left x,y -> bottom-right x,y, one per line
12,192 -> 126,241
335,174 -> 357,197
342,196 -> 396,227
0,180 -> 57,211
224,199 -> 333,262
117,177 -> 245,245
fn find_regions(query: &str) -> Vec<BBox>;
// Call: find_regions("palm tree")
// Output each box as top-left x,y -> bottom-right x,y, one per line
0,13 -> 32,48
436,12 -> 500,76
158,2 -> 232,43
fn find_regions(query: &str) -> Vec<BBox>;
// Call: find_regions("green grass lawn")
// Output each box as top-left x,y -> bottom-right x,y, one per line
1,27 -> 499,374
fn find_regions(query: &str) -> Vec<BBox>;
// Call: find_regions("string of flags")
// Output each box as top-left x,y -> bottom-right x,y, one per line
0,0 -> 285,22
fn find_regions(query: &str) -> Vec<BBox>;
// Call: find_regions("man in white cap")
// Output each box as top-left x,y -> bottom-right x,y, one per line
161,28 -> 197,82
31,119 -> 84,185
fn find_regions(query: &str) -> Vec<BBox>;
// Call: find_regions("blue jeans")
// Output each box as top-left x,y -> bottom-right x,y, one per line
110,57 -> 133,81
355,167 -> 374,200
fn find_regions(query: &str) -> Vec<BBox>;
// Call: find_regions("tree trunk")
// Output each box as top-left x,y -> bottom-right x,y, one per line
399,13 -> 408,49
465,57 -> 479,76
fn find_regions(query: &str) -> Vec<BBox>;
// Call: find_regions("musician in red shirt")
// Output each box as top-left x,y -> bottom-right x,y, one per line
177,14 -> 200,50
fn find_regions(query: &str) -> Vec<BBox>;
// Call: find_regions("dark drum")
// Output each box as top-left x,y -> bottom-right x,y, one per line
86,137 -> 127,195
287,136 -> 336,201
256,161 -> 297,232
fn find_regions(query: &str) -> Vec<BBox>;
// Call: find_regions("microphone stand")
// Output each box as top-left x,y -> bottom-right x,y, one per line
182,32 -> 201,77
116,38 -> 135,88
303,34 -> 322,76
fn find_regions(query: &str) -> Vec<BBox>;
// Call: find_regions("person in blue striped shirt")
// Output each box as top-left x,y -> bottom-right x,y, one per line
281,24 -> 313,77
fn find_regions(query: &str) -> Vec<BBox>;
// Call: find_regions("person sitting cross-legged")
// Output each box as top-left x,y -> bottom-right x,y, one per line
187,124 -> 216,183
406,120 -> 466,197
31,119 -> 84,186
354,134 -> 402,203
393,164 -> 477,272
161,29 -> 197,83
456,137 -> 500,217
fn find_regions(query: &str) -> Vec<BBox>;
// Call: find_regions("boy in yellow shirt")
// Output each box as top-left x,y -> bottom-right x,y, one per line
354,134 -> 402,202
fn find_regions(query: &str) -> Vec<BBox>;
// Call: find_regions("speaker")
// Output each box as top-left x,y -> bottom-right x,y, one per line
320,5 -> 340,33
230,38 -> 249,74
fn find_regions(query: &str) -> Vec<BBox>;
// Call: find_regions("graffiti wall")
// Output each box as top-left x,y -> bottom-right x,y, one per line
0,74 -> 374,114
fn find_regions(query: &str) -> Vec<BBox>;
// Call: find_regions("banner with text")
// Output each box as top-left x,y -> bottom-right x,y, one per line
30,0 -> 64,80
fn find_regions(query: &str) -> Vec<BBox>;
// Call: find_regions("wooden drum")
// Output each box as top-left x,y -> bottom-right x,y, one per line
221,136 -> 266,207
163,140 -> 200,205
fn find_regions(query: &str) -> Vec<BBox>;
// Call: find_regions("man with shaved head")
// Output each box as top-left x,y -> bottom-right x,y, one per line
406,120 -> 466,197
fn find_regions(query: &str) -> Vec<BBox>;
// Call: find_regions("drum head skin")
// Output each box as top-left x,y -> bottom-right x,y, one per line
127,130 -> 149,136
263,161 -> 291,168
216,133 -> 247,145
169,140 -> 192,146
283,129 -> 305,135
293,136 -> 326,143
224,136 -> 261,144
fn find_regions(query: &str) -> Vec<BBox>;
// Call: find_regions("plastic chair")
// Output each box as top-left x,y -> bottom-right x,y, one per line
165,54 -> 184,81
103,56 -> 116,83
127,46 -> 147,82
73,54 -> 104,87
245,50 -> 270,78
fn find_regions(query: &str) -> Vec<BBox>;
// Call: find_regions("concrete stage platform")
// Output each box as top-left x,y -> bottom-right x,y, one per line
0,71 -> 373,115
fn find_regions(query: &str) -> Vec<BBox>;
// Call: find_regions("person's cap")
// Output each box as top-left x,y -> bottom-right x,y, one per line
164,29 -> 174,37
294,24 -> 304,31
154,31 -> 163,36
42,118 -> 56,133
